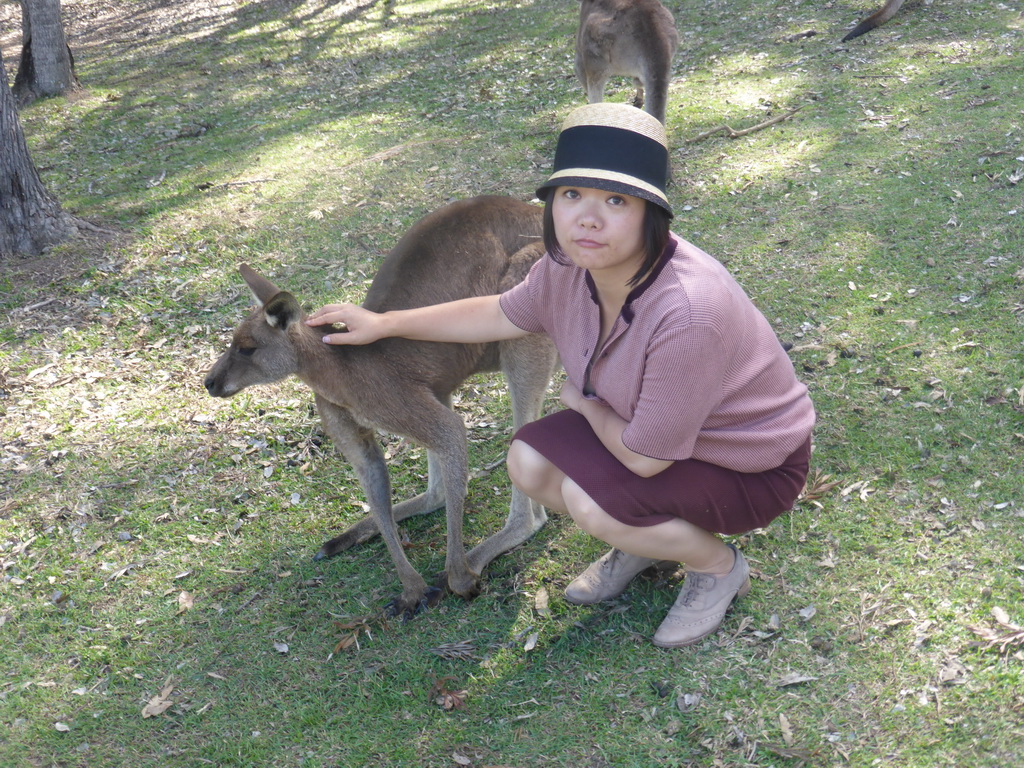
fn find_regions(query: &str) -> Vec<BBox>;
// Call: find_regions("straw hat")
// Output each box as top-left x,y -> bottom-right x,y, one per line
537,102 -> 671,216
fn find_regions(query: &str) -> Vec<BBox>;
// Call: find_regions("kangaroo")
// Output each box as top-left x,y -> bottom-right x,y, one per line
203,196 -> 559,617
842,0 -> 906,42
575,0 -> 679,126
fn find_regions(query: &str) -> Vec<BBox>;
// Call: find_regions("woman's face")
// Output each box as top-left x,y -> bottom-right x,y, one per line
551,186 -> 647,282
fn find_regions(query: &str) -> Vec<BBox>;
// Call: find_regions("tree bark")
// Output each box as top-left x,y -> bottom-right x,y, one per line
1,49 -> 78,257
12,0 -> 79,106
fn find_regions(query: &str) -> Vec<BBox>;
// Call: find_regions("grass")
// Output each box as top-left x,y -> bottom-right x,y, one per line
2,0 -> 1023,765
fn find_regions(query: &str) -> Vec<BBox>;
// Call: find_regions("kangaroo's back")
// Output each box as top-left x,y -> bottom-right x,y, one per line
365,196 -> 543,313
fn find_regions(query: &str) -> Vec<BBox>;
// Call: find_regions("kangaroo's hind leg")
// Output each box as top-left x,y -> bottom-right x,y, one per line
466,331 -> 559,575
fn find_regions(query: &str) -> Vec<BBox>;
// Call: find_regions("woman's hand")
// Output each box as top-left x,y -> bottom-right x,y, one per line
305,303 -> 388,345
559,380 -> 672,477
559,380 -> 584,412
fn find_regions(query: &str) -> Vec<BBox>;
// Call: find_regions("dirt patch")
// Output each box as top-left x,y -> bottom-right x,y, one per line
1,224 -> 127,295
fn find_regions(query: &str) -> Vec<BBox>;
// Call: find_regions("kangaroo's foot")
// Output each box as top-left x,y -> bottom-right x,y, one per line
433,569 -> 481,602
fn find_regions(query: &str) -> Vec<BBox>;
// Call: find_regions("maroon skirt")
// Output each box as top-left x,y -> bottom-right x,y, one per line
512,409 -> 811,535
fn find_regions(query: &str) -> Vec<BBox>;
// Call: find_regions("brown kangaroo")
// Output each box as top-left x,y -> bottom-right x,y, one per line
203,196 -> 559,617
575,0 -> 679,126
842,0 -> 906,41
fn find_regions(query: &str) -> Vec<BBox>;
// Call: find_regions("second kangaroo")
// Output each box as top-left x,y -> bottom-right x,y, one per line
575,0 -> 678,126
204,196 -> 559,617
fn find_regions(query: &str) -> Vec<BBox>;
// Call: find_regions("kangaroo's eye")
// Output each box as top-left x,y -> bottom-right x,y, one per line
237,347 -> 256,357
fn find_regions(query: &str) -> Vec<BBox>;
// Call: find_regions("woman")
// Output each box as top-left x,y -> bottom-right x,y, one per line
306,103 -> 815,648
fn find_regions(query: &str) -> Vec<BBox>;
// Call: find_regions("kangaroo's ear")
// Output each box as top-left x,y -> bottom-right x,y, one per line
263,292 -> 302,330
239,264 -> 283,306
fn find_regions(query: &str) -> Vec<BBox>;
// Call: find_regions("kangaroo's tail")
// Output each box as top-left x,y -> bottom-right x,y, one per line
842,0 -> 906,42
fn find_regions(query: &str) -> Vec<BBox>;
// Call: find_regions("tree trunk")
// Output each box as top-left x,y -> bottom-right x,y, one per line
1,50 -> 78,257
12,0 -> 79,106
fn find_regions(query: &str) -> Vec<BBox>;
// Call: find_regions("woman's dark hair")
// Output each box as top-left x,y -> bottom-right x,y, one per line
542,194 -> 672,287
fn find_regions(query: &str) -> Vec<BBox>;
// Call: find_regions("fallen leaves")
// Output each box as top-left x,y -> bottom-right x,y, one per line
176,591 -> 194,614
840,478 -> 876,502
937,657 -> 968,686
141,678 -> 176,718
329,617 -> 376,657
779,712 -> 794,745
676,692 -> 701,712
430,640 -> 478,661
817,553 -> 837,569
798,470 -> 841,505
185,533 -> 222,547
428,676 -> 468,711
533,586 -> 550,617
776,672 -> 818,687
969,607 -> 1024,653
106,561 -> 143,581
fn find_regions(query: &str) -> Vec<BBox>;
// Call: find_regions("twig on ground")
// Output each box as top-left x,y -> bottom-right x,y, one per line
686,106 -> 804,143
197,178 -> 276,190
782,29 -> 818,42
238,590 -> 263,611
470,456 -> 506,480
331,139 -> 457,171
16,298 -> 59,313
74,218 -> 119,235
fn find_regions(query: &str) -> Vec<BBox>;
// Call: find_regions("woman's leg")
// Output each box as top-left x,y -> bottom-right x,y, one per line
509,438 -> 750,647
509,439 -> 655,602
509,438 -> 732,571
563,476 -> 751,647
506,439 -> 569,513
560,477 -> 734,575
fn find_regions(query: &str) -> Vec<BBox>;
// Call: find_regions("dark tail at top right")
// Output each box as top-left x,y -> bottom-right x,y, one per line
842,0 -> 906,42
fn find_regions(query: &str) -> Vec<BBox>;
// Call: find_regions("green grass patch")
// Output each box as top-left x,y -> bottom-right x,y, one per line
2,0 -> 1023,765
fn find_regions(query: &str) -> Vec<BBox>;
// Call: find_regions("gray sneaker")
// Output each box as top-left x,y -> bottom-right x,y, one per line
652,544 -> 751,648
564,548 -> 661,605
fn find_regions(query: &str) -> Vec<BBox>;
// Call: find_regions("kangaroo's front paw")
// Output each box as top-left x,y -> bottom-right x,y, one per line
383,586 -> 443,621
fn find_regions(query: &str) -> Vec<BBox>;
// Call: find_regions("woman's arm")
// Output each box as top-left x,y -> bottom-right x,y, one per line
560,381 -> 673,478
305,295 -> 529,346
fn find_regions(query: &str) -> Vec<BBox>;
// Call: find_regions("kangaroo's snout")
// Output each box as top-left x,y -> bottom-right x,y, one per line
203,371 -> 229,398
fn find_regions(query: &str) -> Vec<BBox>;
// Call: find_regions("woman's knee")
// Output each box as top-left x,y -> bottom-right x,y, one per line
507,440 -> 561,498
561,479 -> 620,540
